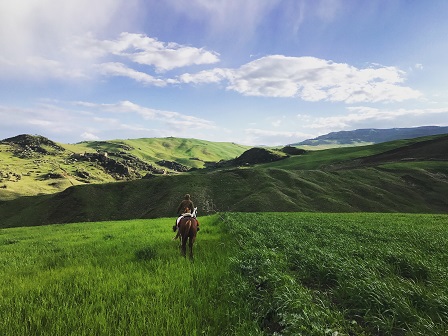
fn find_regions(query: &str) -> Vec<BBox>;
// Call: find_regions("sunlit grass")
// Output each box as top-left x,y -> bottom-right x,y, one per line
2,212 -> 448,335
0,216 -> 255,336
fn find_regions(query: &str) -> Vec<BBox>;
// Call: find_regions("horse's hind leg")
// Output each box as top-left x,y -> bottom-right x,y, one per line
189,236 -> 195,260
181,236 -> 187,258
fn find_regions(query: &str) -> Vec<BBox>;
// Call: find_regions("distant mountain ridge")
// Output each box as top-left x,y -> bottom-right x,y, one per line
295,126 -> 448,146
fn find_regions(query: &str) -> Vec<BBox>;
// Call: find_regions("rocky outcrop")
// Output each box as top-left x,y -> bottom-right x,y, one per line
206,147 -> 288,168
70,151 -> 160,180
1,134 -> 65,158
156,160 -> 189,172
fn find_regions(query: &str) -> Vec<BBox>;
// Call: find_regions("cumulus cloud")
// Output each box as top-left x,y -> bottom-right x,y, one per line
181,55 -> 422,103
117,33 -> 219,72
73,32 -> 220,72
0,1 -> 219,81
235,56 -> 421,103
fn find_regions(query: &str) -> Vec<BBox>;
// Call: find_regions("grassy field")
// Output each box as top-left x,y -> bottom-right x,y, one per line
1,213 -> 448,335
224,213 -> 448,335
0,215 -> 257,336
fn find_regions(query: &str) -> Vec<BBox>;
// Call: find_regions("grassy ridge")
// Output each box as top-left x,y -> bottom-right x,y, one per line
1,162 -> 447,228
74,137 -> 250,168
1,213 -> 447,335
2,134 -> 442,202
268,134 -> 447,170
1,134 -> 447,228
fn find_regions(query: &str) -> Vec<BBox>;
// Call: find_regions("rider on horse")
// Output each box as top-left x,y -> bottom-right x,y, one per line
173,194 -> 199,233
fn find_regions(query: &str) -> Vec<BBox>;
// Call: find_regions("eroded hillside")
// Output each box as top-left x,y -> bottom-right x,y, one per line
0,135 -> 249,200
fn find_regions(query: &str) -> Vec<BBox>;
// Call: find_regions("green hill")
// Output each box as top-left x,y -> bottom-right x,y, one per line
0,135 -> 249,201
1,134 -> 447,228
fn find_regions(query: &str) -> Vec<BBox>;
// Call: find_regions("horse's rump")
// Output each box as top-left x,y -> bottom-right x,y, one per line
178,217 -> 198,235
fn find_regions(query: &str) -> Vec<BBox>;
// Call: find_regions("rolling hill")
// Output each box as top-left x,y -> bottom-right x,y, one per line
0,135 -> 249,201
0,134 -> 447,228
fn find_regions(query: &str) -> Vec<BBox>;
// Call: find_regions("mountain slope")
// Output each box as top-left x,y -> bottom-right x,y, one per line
1,135 -> 447,228
295,126 -> 448,147
0,164 -> 446,228
326,134 -> 448,170
0,135 -> 249,201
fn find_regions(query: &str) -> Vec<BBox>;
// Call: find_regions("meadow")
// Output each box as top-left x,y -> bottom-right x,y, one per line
1,212 -> 448,335
0,215 -> 256,336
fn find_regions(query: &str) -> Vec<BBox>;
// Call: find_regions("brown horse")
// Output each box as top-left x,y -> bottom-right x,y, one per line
177,216 -> 198,259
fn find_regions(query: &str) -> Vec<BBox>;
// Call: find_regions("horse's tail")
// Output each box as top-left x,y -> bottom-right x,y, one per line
186,219 -> 192,230
183,219 -> 192,237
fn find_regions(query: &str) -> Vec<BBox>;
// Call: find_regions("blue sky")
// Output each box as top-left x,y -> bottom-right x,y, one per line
1,0 -> 448,146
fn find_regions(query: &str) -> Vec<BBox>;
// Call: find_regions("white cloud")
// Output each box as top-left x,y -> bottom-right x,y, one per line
81,132 -> 100,140
118,33 -> 219,72
97,62 -> 171,86
180,68 -> 230,84
227,55 -> 422,103
0,1 -> 219,81
178,55 -> 422,103
0,104 -> 82,137
76,100 -> 216,131
0,0 -> 136,79
74,32 -> 220,73
0,100 -> 216,143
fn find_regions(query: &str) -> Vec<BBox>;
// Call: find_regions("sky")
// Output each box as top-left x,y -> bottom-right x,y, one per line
1,0 -> 448,146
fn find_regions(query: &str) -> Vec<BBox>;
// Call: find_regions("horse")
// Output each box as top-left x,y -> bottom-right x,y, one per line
177,215 -> 198,259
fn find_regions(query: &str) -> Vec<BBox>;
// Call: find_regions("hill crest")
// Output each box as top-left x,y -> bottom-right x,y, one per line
295,126 -> 448,147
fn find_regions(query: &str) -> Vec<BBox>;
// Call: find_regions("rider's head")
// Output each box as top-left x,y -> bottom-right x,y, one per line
184,194 -> 190,200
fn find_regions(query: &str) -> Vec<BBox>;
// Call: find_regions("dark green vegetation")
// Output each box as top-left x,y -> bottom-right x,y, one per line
1,213 -> 447,335
225,212 -> 448,335
1,134 -> 447,228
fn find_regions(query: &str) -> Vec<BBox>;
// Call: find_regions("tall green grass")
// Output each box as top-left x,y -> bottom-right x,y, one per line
2,212 -> 448,335
0,216 -> 256,336
224,212 -> 448,335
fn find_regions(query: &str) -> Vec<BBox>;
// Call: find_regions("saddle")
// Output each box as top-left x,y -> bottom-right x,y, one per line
181,207 -> 197,218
